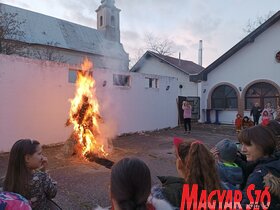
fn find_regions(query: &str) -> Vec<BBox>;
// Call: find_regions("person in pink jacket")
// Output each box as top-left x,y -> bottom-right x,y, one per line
182,101 -> 192,134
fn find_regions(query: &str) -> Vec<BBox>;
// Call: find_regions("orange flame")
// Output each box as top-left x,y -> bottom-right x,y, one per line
67,58 -> 108,157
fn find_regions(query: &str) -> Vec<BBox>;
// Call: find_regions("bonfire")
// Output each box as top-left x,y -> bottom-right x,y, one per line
65,58 -> 108,158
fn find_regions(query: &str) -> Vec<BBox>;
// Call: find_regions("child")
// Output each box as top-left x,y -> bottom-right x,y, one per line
261,110 -> 270,126
152,138 -> 221,209
242,116 -> 254,129
214,139 -> 243,189
182,101 -> 192,134
235,113 -> 242,133
3,139 -> 57,210
95,157 -> 173,210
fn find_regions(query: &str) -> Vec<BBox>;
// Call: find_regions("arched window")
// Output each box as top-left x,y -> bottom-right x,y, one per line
111,16 -> 115,26
211,85 -> 237,109
100,16 -> 103,27
245,82 -> 279,109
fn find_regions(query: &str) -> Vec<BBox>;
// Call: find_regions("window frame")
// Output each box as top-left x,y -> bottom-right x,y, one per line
113,74 -> 131,87
245,82 -> 279,110
211,85 -> 238,110
145,77 -> 159,89
68,68 -> 93,84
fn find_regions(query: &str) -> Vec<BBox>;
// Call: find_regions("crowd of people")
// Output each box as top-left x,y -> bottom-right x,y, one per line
0,102 -> 280,209
235,102 -> 280,132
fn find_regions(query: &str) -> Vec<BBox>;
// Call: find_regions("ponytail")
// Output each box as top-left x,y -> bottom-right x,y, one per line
111,158 -> 151,210
184,141 -> 221,193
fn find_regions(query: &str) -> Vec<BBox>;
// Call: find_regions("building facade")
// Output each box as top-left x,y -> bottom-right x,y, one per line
191,11 -> 280,124
0,0 -> 129,71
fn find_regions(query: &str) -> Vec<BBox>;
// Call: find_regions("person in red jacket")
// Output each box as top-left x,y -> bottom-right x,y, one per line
235,113 -> 243,133
261,110 -> 270,126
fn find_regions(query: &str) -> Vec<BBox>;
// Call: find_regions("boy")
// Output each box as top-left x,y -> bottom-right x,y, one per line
215,139 -> 243,189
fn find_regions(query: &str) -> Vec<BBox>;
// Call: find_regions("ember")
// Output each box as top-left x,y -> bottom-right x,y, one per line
66,58 -> 109,159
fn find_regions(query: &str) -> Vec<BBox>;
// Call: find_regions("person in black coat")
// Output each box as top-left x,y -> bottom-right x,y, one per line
238,125 -> 280,209
250,102 -> 262,125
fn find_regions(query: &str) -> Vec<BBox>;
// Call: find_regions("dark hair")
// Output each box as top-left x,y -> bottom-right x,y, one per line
243,116 -> 249,122
3,139 -> 40,197
263,110 -> 268,115
236,113 -> 242,118
178,141 -> 221,194
238,125 -> 276,155
266,120 -> 280,151
110,157 -> 151,210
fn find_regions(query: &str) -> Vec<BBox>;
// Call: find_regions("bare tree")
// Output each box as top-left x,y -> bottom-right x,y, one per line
145,33 -> 175,56
31,42 -> 67,63
243,11 -> 275,34
0,5 -> 26,55
129,34 -> 175,68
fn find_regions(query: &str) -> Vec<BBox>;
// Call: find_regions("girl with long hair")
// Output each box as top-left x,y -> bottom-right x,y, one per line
178,141 -> 221,194
3,139 -> 57,210
152,139 -> 221,209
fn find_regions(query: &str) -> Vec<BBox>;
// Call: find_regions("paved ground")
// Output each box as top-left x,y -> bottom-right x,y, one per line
0,123 -> 237,210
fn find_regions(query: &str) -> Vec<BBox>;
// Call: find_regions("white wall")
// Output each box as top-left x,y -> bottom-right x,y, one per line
135,56 -> 198,97
0,55 -> 178,152
200,21 -> 280,124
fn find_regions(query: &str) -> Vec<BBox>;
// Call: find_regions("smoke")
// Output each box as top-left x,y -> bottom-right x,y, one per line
96,86 -> 119,154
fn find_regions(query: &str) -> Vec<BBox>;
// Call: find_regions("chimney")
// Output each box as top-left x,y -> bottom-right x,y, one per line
198,40 -> 203,66
178,52 -> 181,66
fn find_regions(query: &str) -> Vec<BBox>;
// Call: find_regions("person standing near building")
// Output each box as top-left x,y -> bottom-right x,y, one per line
182,101 -> 192,134
263,102 -> 275,120
250,102 -> 262,125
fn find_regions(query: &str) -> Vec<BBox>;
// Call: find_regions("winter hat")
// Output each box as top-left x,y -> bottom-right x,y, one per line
215,139 -> 238,162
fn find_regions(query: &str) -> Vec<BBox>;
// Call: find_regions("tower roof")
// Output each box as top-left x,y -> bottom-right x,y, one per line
101,0 -> 115,6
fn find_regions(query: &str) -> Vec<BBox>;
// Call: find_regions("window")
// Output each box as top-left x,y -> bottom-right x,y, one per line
145,77 -> 158,88
100,16 -> 103,27
68,69 -> 92,83
211,85 -> 237,109
113,74 -> 130,87
245,82 -> 279,109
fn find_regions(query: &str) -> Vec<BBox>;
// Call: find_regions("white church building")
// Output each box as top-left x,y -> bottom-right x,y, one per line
0,0 -> 129,71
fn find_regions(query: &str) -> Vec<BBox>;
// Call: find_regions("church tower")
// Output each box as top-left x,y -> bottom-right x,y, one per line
96,0 -> 120,42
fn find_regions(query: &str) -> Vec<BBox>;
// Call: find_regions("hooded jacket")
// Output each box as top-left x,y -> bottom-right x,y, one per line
216,162 -> 243,189
241,152 -> 280,209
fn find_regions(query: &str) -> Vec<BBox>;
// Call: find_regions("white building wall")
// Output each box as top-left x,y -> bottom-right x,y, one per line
0,55 -> 178,152
200,21 -> 280,124
135,57 -> 198,97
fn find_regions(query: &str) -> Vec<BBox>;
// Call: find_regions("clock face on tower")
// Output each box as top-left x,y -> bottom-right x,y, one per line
276,51 -> 280,62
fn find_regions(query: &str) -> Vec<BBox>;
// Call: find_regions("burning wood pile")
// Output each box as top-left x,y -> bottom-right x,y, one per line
64,58 -> 113,168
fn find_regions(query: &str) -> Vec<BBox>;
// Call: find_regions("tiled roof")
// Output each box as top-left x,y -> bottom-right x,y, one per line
0,3 -> 126,58
130,51 -> 204,75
